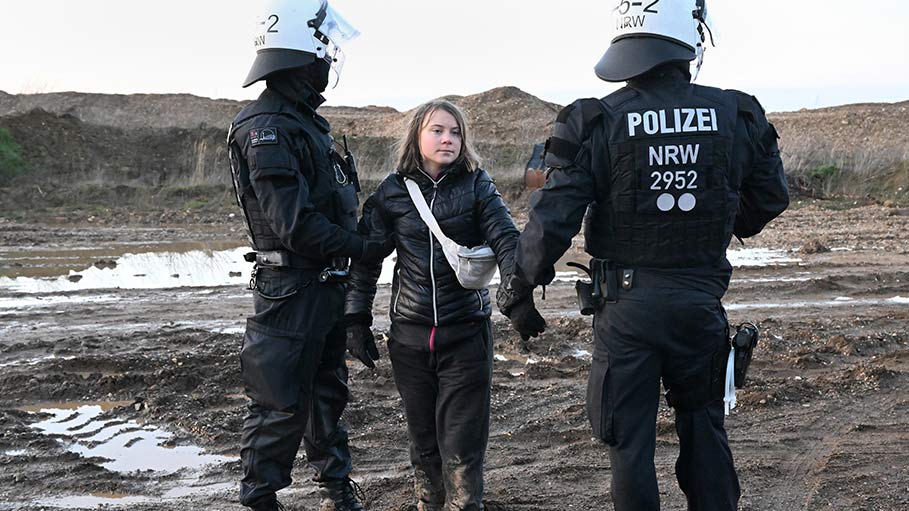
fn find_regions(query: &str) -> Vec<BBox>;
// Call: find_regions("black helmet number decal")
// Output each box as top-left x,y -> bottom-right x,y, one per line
267,15 -> 279,33
615,0 -> 660,15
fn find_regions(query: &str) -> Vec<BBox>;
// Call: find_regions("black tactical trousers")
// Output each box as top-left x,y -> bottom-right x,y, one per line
388,320 -> 494,511
238,268 -> 353,509
587,286 -> 740,511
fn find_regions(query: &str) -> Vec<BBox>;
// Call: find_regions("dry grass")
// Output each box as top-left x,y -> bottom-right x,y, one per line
781,133 -> 909,199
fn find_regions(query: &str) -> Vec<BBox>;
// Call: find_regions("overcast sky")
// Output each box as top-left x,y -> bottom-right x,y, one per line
1,1 -> 906,113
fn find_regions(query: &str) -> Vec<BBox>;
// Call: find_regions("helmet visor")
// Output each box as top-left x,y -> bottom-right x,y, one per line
323,42 -> 347,89
320,3 -> 360,46
313,2 -> 359,88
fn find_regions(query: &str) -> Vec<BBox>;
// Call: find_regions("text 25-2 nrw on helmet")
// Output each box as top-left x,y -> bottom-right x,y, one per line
595,0 -> 713,83
243,0 -> 360,88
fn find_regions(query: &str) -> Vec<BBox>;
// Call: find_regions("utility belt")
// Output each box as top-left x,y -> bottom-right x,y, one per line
244,250 -> 350,287
570,258 -> 687,315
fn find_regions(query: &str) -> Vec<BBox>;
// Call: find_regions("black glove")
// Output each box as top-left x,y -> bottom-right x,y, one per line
356,237 -> 393,263
497,274 -> 546,341
346,323 -> 380,368
507,294 -> 546,341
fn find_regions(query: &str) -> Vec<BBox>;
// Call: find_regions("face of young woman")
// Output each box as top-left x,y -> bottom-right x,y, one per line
419,109 -> 462,177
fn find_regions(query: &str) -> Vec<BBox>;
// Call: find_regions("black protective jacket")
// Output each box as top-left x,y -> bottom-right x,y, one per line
228,79 -> 365,268
345,165 -> 519,339
516,66 -> 789,298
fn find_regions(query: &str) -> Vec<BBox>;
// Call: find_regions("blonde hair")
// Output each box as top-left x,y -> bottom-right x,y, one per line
395,99 -> 482,174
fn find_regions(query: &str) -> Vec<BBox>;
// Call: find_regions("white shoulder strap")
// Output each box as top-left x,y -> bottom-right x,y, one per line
404,177 -> 460,270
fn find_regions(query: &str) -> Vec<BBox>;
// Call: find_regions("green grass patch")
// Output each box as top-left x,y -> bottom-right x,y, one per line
809,163 -> 839,180
0,128 -> 27,180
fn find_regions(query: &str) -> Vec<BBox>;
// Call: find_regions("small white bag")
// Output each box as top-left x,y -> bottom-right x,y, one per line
404,178 -> 497,290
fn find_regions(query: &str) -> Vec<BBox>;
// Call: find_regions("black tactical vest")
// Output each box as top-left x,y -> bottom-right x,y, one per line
585,83 -> 741,268
227,90 -> 358,255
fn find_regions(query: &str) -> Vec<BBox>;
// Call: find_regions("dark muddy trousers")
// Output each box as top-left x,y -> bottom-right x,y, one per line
388,320 -> 494,511
587,286 -> 740,511
238,268 -> 353,509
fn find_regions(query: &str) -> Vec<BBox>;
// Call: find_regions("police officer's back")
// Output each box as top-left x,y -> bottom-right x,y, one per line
498,1 -> 789,510
227,1 -> 382,510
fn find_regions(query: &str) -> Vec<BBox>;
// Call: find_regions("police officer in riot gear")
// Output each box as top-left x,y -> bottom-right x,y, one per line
228,1 -> 385,510
498,1 -> 789,510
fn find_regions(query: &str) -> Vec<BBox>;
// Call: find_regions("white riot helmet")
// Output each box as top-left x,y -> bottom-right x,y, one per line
595,0 -> 713,83
243,0 -> 360,88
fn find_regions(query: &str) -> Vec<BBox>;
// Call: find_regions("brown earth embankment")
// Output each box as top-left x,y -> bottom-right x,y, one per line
1,88 -> 907,220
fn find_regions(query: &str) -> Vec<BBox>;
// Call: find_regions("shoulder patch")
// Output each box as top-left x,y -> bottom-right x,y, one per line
729,90 -> 766,123
545,98 -> 607,168
579,98 -> 604,126
556,104 -> 577,123
249,127 -> 279,147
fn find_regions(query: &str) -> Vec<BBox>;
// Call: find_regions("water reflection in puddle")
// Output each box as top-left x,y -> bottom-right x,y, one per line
0,353 -> 75,369
27,403 -> 233,473
1,244 -> 801,298
30,482 -> 237,509
571,349 -> 593,360
726,296 -> 909,311
1,247 -> 250,294
0,293 -> 120,312
726,248 -> 801,267
17,401 -> 237,508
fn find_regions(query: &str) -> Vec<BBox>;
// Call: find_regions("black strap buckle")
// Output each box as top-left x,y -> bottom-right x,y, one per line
319,268 -> 349,283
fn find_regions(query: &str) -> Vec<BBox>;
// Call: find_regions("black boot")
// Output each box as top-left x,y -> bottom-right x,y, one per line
319,478 -> 365,511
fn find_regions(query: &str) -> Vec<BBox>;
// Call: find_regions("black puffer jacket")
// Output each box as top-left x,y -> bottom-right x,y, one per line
345,165 -> 519,328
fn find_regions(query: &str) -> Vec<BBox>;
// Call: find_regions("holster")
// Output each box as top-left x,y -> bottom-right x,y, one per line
575,280 -> 597,316
732,323 -> 759,388
573,258 -> 620,315
591,259 -> 619,304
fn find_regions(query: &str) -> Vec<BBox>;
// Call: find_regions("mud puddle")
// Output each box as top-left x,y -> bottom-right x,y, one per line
1,243 -> 249,294
9,399 -> 236,509
725,295 -> 909,310
1,247 -> 800,307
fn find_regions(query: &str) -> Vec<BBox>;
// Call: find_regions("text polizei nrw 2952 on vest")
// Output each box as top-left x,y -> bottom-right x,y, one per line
626,108 -> 720,214
627,108 -> 718,138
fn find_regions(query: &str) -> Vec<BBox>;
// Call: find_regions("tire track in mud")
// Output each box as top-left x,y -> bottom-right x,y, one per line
748,355 -> 907,510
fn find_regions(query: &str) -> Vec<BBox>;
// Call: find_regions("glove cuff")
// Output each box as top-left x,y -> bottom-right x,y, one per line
497,274 -> 534,317
344,233 -> 366,261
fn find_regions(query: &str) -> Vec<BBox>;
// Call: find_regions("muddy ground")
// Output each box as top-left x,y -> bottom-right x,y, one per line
1,201 -> 908,510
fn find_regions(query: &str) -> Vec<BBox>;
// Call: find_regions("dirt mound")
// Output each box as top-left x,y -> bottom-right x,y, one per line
770,102 -> 909,158
0,109 -> 228,187
0,87 -> 561,147
313,86 -> 562,151
2,88 -> 908,210
769,102 -> 909,199
0,91 -> 245,131
442,86 -> 562,146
